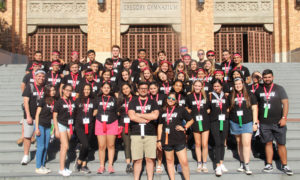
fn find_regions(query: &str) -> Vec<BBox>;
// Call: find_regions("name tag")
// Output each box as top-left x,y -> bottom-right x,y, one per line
237,110 -> 243,116
157,100 -> 163,106
204,87 -> 208,91
219,114 -> 225,121
224,77 -> 228,81
264,103 -> 271,109
111,77 -> 116,81
93,86 -> 98,91
196,115 -> 203,121
83,117 -> 90,124
68,119 -> 74,125
165,128 -> 170,134
71,92 -> 76,97
101,115 -> 108,122
124,116 -> 130,123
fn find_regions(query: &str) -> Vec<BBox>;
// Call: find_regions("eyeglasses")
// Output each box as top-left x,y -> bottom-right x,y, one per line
198,53 -> 204,55
167,97 -> 176,101
207,55 -> 215,57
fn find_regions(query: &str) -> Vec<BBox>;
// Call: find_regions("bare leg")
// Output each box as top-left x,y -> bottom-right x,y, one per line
193,132 -> 202,162
165,150 -> 175,180
277,144 -> 287,165
145,158 -> 155,180
241,133 -> 252,164
97,135 -> 107,167
201,131 -> 210,163
176,148 -> 190,180
107,135 -> 116,167
133,159 -> 143,180
265,142 -> 273,164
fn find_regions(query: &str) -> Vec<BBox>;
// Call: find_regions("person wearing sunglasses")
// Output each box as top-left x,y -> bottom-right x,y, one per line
206,50 -> 221,69
197,49 -> 206,68
157,92 -> 194,180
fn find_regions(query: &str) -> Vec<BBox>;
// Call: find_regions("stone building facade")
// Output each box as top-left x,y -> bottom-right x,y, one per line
0,0 -> 300,63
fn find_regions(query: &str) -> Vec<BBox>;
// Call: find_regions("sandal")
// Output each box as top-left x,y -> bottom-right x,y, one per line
108,166 -> 115,174
156,166 -> 163,173
97,166 -> 105,174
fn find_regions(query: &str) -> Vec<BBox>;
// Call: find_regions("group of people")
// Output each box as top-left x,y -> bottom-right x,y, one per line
19,45 -> 293,179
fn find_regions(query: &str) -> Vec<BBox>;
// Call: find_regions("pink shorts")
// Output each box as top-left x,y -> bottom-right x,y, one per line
95,120 -> 119,136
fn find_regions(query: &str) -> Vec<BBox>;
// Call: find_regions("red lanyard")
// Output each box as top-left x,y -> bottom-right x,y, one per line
94,74 -> 98,82
233,65 -> 242,71
205,74 -> 211,82
51,72 -> 58,86
213,92 -> 224,112
178,94 -> 181,102
264,83 -> 274,101
50,101 -> 54,111
71,72 -> 78,90
193,93 -> 202,112
113,58 -> 119,68
62,98 -> 73,116
166,106 -> 175,125
138,97 -> 148,114
84,98 -> 90,115
252,84 -> 259,93
102,95 -> 111,113
34,82 -> 44,99
162,82 -> 170,94
151,94 -> 159,101
111,70 -> 114,76
224,60 -> 231,74
124,96 -> 132,114
86,79 -> 94,89
236,93 -> 243,108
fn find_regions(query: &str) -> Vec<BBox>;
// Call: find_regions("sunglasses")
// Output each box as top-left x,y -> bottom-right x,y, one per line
167,97 -> 176,101
207,55 -> 215,57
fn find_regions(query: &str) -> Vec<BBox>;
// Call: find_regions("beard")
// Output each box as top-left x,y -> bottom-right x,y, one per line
264,80 -> 273,86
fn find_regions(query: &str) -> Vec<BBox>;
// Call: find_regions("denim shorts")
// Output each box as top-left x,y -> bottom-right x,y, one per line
58,123 -> 71,133
230,121 -> 253,135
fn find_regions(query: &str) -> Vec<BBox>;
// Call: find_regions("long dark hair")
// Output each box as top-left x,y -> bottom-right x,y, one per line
170,80 -> 185,96
162,92 -> 179,112
99,81 -> 113,96
230,78 -> 251,110
78,84 -> 93,102
230,70 -> 245,82
117,83 -> 135,109
44,85 -> 56,105
120,69 -> 134,85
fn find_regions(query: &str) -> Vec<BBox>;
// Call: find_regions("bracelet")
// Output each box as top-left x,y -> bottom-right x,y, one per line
282,116 -> 287,119
156,140 -> 161,142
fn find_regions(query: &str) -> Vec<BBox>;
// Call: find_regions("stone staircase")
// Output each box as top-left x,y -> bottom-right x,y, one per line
0,63 -> 299,180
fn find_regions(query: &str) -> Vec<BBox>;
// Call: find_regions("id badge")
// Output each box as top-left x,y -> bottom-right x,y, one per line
83,117 -> 90,124
165,128 -> 170,134
224,77 -> 228,81
264,103 -> 271,109
124,116 -> 130,123
218,114 -> 225,121
68,119 -> 74,125
237,110 -> 243,116
93,86 -> 98,91
111,77 -> 116,82
101,115 -> 108,122
157,100 -> 162,106
204,87 -> 209,91
196,115 -> 203,121
71,92 -> 76,97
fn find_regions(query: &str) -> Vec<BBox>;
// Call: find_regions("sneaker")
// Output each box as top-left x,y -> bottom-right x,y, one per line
80,166 -> 91,174
221,164 -> 228,172
41,166 -> 51,173
244,164 -> 252,175
58,169 -> 71,176
282,165 -> 293,176
21,155 -> 30,165
35,167 -> 48,174
197,162 -> 202,172
263,164 -> 273,173
155,165 -> 163,173
129,164 -> 133,173
74,160 -> 81,172
97,166 -> 105,174
65,168 -> 72,174
202,162 -> 208,173
17,137 -> 24,147
126,164 -> 131,174
237,162 -> 245,172
215,166 -> 222,176
177,164 -> 182,173
108,166 -> 115,174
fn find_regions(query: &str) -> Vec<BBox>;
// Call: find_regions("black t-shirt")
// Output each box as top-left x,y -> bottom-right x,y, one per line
78,79 -> 101,96
64,62 -> 84,73
22,84 -> 45,118
44,61 -> 65,74
221,60 -> 234,80
95,95 -> 118,124
230,65 -> 250,80
131,59 -> 153,74
82,61 -> 103,74
61,73 -> 83,94
159,106 -> 192,146
37,99 -> 53,128
149,93 -> 167,108
177,93 -> 187,107
247,83 -> 262,94
255,84 -> 288,124
128,97 -> 159,136
118,96 -> 134,127
22,73 -> 34,85
159,81 -> 173,95
26,61 -> 46,72
45,71 -> 62,90
229,93 -> 257,124
209,91 -> 230,122
74,98 -> 97,128
112,58 -> 123,79
53,98 -> 75,127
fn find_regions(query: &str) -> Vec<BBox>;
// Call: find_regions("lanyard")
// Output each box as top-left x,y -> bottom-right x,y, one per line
86,79 -> 94,89
102,95 -> 111,113
205,73 -> 211,82
62,98 -> 73,116
252,84 -> 259,93
71,72 -> 78,90
94,74 -> 98,82
236,93 -> 243,108
84,98 -> 90,116
166,106 -> 175,125
233,65 -> 242,71
50,101 -> 54,112
193,93 -> 202,112
264,83 -> 274,101
212,92 -> 224,112
178,94 -> 181,102
151,94 -> 159,102
162,82 -> 170,94
124,96 -> 132,114
51,72 -> 58,86
138,97 -> 148,114
224,60 -> 231,74
34,82 -> 44,99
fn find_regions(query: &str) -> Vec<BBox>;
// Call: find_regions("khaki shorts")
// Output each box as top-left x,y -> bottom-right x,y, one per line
130,135 -> 157,160
23,119 -> 35,138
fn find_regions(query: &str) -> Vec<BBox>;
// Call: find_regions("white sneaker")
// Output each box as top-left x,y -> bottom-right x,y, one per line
58,169 -> 71,176
35,168 -> 48,174
197,162 -> 202,172
41,166 -> 51,173
215,166 -> 222,176
65,168 -> 72,174
202,162 -> 208,173
21,155 -> 30,165
221,164 -> 228,172
237,163 -> 245,172
177,164 -> 182,173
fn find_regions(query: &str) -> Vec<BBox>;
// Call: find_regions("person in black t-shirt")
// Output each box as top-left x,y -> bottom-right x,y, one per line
157,71 -> 172,95
152,50 -> 167,73
229,78 -> 258,175
21,70 -> 45,166
247,71 -> 262,94
34,85 -> 56,174
171,80 -> 186,107
220,50 -> 233,82
73,84 -> 97,174
209,79 -> 230,176
25,51 -> 46,74
53,84 -> 75,176
94,82 -> 118,174
128,82 -> 159,180
213,70 -> 230,96
82,50 -> 104,77
131,49 -> 153,73
116,69 -> 135,95
186,80 -> 210,172
111,45 -> 123,81
230,53 -> 250,84
64,51 -> 84,76
197,49 -> 206,68
188,60 -> 198,82
255,69 -> 293,175
206,50 -> 221,69
21,61 -> 41,92
157,92 -> 194,180
45,60 -> 62,92
117,83 -> 135,173
78,69 -> 101,96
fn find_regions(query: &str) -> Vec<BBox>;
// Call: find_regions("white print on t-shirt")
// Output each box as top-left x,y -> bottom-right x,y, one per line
33,92 -> 44,97
63,104 -> 75,110
111,76 -> 116,82
135,105 -> 152,111
211,99 -> 226,104
79,103 -> 93,109
48,78 -> 61,83
67,80 -> 80,85
160,86 -> 172,91
260,92 -> 276,97
162,112 -> 178,119
192,100 -> 206,106
30,79 -> 34,83
234,97 -> 245,102
99,102 -> 114,107
179,100 -> 185,106
93,86 -> 98,91
157,100 -> 163,106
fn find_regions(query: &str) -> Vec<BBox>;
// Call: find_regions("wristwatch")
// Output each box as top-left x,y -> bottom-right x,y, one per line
156,140 -> 161,142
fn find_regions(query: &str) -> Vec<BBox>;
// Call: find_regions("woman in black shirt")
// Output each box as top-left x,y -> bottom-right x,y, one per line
53,84 -> 75,176
157,92 -> 194,180
209,79 -> 230,176
73,84 -> 97,173
157,71 -> 172,95
229,78 -> 258,175
186,80 -> 210,172
35,85 -> 56,174
171,80 -> 186,107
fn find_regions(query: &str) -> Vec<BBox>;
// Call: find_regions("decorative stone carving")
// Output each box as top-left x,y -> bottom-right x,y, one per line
120,25 -> 130,34
172,24 -> 181,33
214,0 -> 273,24
264,24 -> 273,32
27,25 -> 37,34
80,25 -> 88,34
214,24 -> 222,32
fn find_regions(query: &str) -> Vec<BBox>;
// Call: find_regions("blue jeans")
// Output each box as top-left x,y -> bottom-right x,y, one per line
36,125 -> 51,168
